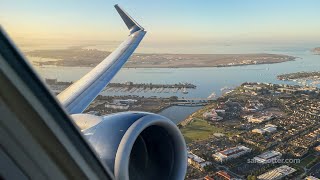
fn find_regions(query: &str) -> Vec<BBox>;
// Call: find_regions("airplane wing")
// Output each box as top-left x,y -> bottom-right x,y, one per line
57,4 -> 146,114
0,5 -> 188,179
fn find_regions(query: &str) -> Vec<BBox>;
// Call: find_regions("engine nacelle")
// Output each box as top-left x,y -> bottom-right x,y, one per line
71,112 -> 187,180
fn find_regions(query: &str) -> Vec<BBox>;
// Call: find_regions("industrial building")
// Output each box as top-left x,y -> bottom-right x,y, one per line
105,103 -> 129,110
203,108 -> 223,121
187,152 -> 211,171
252,124 -> 277,134
247,115 -> 274,123
253,150 -> 282,164
257,165 -> 296,180
213,145 -> 251,162
112,99 -> 137,105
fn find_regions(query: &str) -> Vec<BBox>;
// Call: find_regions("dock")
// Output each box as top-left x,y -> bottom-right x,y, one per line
45,79 -> 197,94
105,82 -> 196,93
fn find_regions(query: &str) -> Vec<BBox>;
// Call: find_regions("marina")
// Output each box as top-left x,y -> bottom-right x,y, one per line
45,79 -> 197,94
36,44 -> 320,123
170,98 -> 212,106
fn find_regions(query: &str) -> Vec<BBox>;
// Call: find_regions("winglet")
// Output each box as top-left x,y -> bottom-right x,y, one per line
114,4 -> 144,34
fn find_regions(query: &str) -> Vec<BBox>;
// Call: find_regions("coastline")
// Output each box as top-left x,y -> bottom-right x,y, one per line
26,49 -> 296,68
31,58 -> 295,69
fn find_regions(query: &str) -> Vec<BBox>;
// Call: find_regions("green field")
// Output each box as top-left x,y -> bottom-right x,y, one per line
180,118 -> 223,143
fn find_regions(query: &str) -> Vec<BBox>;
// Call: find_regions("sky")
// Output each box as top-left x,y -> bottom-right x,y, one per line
1,0 -> 320,53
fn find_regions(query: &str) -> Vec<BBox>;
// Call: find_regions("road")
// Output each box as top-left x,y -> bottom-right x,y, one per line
308,162 -> 320,178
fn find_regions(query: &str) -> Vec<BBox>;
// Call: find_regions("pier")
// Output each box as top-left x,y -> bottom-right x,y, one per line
45,79 -> 197,94
104,82 -> 196,93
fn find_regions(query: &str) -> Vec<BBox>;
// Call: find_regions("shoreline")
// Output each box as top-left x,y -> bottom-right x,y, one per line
26,49 -> 296,68
32,60 -> 295,69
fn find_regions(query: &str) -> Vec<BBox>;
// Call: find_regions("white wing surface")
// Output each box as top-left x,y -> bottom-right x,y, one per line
57,5 -> 146,114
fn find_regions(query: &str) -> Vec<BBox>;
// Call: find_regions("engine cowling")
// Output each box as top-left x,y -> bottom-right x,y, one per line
71,112 -> 187,180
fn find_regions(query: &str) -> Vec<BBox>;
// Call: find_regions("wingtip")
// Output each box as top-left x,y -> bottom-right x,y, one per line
114,4 -> 144,34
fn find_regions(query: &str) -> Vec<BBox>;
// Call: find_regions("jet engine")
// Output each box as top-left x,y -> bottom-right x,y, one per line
71,112 -> 187,180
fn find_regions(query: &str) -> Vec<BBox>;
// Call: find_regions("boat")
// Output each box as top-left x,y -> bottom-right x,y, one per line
182,87 -> 188,94
208,92 -> 216,99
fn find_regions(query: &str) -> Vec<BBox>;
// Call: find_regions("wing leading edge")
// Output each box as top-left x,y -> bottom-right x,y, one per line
57,5 -> 146,114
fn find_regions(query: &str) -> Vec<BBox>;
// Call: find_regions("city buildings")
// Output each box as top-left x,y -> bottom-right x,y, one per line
257,165 -> 296,180
105,99 -> 138,110
247,115 -> 274,123
204,175 -> 214,180
203,171 -> 242,180
253,150 -> 282,164
213,145 -> 251,162
186,82 -> 320,178
314,145 -> 320,152
214,171 -> 232,180
252,124 -> 277,134
112,99 -> 137,105
203,108 -> 223,121
105,103 -> 129,110
187,152 -> 211,171
305,176 -> 320,180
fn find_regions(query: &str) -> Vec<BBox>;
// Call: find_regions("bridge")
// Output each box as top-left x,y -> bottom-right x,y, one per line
177,98 -> 216,102
170,98 -> 214,106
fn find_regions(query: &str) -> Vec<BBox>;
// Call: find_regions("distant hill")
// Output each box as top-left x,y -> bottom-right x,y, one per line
312,47 -> 320,55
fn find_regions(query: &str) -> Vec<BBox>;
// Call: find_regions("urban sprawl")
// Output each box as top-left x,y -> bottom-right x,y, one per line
46,79 -> 320,180
184,82 -> 320,180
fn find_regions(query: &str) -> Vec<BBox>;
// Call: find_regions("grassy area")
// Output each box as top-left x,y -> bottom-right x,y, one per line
180,118 -> 223,143
297,154 -> 316,168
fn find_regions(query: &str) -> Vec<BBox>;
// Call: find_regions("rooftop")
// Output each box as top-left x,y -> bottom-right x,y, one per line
188,152 -> 205,163
257,165 -> 296,180
219,145 -> 250,156
255,151 -> 282,160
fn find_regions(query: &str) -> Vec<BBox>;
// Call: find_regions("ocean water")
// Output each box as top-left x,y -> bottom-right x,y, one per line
31,43 -> 320,123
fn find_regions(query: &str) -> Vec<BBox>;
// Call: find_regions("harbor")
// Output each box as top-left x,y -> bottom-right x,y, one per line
104,81 -> 196,94
35,46 -> 320,124
45,79 -> 196,94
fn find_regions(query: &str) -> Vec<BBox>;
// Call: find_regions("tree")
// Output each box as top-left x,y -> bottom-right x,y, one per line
247,175 -> 257,180
169,96 -> 178,101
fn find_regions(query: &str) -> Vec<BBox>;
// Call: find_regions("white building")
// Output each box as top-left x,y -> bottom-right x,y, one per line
105,103 -> 129,110
252,124 -> 277,134
203,109 -> 223,121
215,109 -> 226,114
253,151 -> 282,164
213,145 -> 251,162
243,84 -> 262,91
257,165 -> 296,180
187,152 -> 211,171
113,99 -> 137,105
264,126 -> 277,133
248,115 -> 273,123
252,128 -> 266,134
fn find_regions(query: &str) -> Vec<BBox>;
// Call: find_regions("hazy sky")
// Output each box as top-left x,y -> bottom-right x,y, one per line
1,0 -> 320,52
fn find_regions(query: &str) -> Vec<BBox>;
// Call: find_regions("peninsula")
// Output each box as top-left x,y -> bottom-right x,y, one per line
25,48 -> 295,68
277,71 -> 320,81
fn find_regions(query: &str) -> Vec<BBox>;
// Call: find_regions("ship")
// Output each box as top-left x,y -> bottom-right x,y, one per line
182,87 -> 188,94
208,92 -> 216,99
